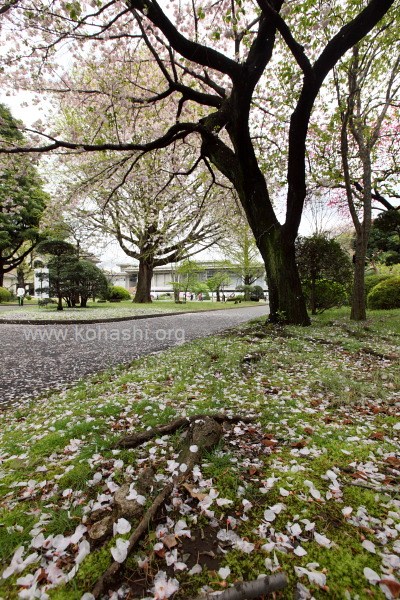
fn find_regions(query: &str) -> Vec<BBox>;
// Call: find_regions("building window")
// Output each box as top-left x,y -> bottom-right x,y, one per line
206,269 -> 214,279
129,274 -> 138,286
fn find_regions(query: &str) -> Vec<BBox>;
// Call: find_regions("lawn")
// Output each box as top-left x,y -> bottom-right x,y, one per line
0,308 -> 399,599
0,300 -> 261,321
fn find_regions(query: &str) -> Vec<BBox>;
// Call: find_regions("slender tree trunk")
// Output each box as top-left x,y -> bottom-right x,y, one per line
243,275 -> 251,301
0,252 -> 5,288
55,268 -> 63,311
310,277 -> 316,315
351,235 -> 367,320
258,226 -> 310,325
17,267 -> 25,288
134,258 -> 154,303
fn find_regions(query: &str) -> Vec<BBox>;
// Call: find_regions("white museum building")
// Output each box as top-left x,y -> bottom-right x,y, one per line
113,261 -> 267,298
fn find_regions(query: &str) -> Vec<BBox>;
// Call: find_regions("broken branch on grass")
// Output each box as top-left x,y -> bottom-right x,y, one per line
191,573 -> 288,599
346,480 -> 400,494
117,413 -> 255,448
93,416 -> 225,598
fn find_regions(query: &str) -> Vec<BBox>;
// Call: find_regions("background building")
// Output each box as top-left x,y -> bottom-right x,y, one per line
116,261 -> 267,297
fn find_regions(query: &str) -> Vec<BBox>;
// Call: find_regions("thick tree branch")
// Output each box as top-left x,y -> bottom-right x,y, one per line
0,122 -> 201,154
256,0 -> 313,77
284,0 -> 396,237
128,0 -> 241,80
314,0 -> 396,85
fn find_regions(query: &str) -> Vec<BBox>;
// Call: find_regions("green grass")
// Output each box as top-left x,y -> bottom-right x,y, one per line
88,300 -> 260,311
0,308 -> 399,599
0,299 -> 262,321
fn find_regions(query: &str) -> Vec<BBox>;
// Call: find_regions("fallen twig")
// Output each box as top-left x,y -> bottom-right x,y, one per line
346,480 -> 399,494
191,573 -> 288,599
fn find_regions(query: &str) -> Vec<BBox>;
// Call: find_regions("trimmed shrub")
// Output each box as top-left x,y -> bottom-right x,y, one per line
304,279 -> 348,313
0,287 -> 12,303
364,274 -> 391,296
367,277 -> 400,310
250,285 -> 265,300
107,285 -> 131,301
226,295 -> 244,303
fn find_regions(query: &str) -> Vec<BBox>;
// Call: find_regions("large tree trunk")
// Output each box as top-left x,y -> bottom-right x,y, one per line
134,258 -> 154,303
351,235 -> 367,321
202,89 -> 310,325
258,227 -> 310,325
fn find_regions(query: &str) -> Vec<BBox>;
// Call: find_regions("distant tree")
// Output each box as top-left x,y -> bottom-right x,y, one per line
296,235 -> 353,315
36,240 -> 76,310
171,260 -> 204,303
0,104 -> 48,286
16,258 -> 33,289
308,14 -> 400,320
62,260 -> 109,308
206,269 -> 231,302
70,153 -> 222,304
219,214 -> 264,291
367,210 -> 400,265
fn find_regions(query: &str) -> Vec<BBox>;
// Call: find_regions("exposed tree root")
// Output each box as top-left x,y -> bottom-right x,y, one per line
358,347 -> 399,361
92,481 -> 174,598
117,413 -> 255,449
93,415 -> 253,598
191,573 -> 288,599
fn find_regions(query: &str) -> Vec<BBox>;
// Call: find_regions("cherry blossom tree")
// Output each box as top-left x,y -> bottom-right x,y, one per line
0,0 -> 397,323
66,148 -> 223,302
308,15 -> 400,320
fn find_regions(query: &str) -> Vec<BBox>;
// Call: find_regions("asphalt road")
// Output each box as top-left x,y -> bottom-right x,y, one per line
0,305 -> 268,406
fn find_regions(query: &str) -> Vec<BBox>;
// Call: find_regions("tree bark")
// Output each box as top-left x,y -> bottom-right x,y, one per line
202,125 -> 310,325
134,258 -> 154,303
310,275 -> 317,315
351,236 -> 367,320
258,226 -> 310,325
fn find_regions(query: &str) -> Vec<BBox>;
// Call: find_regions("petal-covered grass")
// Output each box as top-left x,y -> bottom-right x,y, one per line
0,308 -> 399,599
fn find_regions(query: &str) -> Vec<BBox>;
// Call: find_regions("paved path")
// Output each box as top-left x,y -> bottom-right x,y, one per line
0,305 -> 268,406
